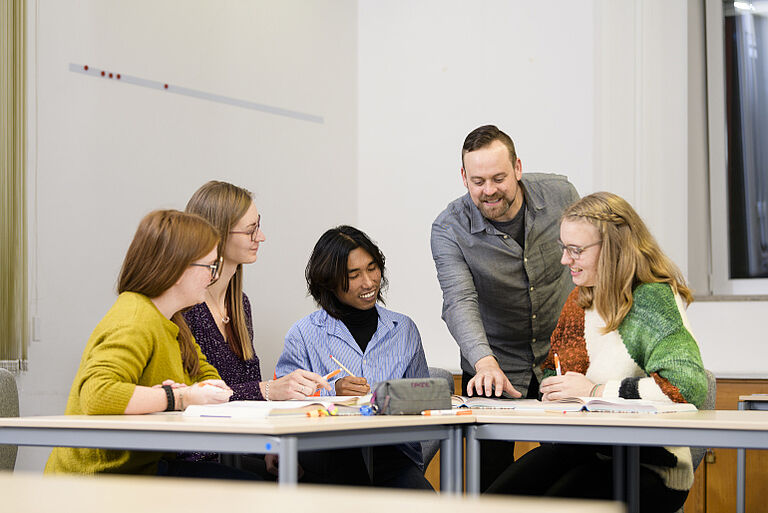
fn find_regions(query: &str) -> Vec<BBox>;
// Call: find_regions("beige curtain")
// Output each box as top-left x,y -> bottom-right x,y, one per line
0,0 -> 28,372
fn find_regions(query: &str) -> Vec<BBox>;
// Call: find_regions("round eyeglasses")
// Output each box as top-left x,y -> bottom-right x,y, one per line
557,240 -> 602,259
190,255 -> 223,283
230,214 -> 262,242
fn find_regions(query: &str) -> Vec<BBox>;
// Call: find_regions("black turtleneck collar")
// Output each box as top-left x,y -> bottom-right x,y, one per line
333,299 -> 379,352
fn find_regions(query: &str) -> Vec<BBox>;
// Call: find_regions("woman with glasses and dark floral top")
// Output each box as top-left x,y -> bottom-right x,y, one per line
183,181 -> 331,403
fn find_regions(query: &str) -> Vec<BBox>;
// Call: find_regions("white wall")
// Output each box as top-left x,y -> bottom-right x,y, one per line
358,0 -> 693,371
358,0 -> 596,371
18,0 -> 358,471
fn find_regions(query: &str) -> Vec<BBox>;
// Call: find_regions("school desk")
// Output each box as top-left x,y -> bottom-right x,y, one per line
0,413 -> 471,491
467,409 -> 768,513
0,472 -> 626,513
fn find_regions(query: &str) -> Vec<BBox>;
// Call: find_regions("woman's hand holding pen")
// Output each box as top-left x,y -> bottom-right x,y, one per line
540,372 -> 600,401
335,376 -> 370,396
266,369 -> 332,400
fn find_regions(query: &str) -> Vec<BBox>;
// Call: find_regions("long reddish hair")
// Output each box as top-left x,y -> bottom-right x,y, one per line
118,210 -> 219,376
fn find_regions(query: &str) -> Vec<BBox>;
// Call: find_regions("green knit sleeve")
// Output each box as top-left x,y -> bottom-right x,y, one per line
78,324 -> 154,414
619,283 -> 708,407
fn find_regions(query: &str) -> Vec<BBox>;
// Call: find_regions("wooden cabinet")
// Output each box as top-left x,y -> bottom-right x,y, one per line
684,379 -> 768,513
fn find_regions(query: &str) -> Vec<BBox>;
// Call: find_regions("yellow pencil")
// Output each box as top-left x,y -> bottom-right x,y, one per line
329,354 -> 356,378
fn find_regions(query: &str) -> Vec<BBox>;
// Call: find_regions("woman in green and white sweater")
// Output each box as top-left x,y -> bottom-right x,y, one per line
487,192 -> 707,513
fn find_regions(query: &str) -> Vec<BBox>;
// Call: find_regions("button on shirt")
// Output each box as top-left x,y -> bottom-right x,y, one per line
430,173 -> 578,394
276,304 -> 429,467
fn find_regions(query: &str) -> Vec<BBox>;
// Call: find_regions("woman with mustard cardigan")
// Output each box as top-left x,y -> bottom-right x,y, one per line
45,210 -> 253,478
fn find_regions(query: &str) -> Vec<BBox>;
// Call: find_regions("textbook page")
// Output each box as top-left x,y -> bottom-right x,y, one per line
183,396 -> 368,419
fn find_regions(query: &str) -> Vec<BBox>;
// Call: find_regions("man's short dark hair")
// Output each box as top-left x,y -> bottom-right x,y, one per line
305,225 -> 388,318
461,125 -> 517,168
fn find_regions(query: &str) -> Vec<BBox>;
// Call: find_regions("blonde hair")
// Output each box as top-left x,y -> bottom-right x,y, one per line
186,181 -> 255,361
118,210 -> 219,377
562,192 -> 693,332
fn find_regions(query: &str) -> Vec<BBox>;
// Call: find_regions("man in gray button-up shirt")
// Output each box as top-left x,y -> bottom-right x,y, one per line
431,125 -> 578,490
432,125 -> 578,396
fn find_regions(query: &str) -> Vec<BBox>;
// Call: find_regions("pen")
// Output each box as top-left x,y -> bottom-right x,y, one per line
421,409 -> 473,416
329,354 -> 356,377
554,352 -> 562,376
323,368 -> 342,381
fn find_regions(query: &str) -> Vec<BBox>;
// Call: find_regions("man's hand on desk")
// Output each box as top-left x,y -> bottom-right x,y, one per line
467,356 -> 522,398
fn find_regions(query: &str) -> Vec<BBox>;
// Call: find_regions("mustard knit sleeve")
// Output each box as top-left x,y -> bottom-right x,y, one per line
78,325 -> 154,414
194,339 -> 222,382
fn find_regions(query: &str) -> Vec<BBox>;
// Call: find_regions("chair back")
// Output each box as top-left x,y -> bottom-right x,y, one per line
0,368 -> 19,471
427,367 -> 455,394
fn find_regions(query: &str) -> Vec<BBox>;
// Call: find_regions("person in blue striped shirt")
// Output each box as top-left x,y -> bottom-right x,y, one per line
276,225 -> 432,490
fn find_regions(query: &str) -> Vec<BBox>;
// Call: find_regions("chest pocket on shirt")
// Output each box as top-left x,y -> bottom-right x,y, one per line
533,239 -> 566,284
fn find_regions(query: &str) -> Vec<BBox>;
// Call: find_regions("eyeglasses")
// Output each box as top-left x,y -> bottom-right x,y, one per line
230,214 -> 262,242
557,240 -> 602,259
190,255 -> 223,283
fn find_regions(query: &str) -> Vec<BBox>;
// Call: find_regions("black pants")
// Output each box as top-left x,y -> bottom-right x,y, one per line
462,371 -> 540,493
157,458 -> 262,480
486,443 -> 688,513
298,445 -> 433,490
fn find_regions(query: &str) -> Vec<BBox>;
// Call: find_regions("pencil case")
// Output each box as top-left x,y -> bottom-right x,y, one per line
371,378 -> 451,415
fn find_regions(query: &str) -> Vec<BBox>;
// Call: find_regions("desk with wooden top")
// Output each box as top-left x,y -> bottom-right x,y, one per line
737,394 -> 768,513
0,473 -> 626,513
0,413 -> 471,491
467,409 -> 768,513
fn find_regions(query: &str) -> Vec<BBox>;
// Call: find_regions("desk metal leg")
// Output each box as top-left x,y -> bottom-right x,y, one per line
453,425 -> 463,493
613,445 -> 625,502
627,446 -> 640,513
737,401 -> 747,513
278,436 -> 298,486
440,429 -> 454,493
465,425 -> 480,496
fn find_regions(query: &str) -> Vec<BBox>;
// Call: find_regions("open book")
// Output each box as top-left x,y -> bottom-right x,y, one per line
451,395 -> 529,409
451,394 -> 697,413
183,395 -> 370,419
542,397 -> 698,413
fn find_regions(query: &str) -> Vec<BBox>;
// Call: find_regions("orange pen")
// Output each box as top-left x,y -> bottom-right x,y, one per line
309,368 -> 342,397
554,352 -> 562,376
323,368 -> 342,381
421,409 -> 473,416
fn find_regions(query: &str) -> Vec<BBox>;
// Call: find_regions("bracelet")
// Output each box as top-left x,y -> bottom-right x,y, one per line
178,389 -> 185,411
162,385 -> 175,411
590,383 -> 602,397
264,380 -> 271,401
